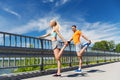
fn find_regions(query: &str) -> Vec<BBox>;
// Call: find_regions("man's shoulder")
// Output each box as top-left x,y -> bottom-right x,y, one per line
77,30 -> 82,33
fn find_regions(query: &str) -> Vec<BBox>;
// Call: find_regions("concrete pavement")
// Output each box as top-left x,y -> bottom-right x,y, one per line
23,62 -> 120,80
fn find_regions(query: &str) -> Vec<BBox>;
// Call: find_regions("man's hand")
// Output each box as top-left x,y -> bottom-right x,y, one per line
88,40 -> 91,44
67,41 -> 71,44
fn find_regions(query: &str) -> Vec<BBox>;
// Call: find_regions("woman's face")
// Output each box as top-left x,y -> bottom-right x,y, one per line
50,21 -> 56,27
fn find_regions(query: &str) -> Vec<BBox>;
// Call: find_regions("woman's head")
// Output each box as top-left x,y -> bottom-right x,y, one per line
50,20 -> 60,30
50,20 -> 57,27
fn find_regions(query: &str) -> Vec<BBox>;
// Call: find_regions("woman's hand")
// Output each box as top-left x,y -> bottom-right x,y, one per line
64,41 -> 68,46
38,36 -> 43,39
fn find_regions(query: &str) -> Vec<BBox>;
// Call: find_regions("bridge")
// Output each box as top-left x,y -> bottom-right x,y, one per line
23,62 -> 120,80
0,31 -> 120,80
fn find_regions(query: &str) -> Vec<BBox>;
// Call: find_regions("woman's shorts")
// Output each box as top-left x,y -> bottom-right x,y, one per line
75,43 -> 82,52
52,41 -> 61,50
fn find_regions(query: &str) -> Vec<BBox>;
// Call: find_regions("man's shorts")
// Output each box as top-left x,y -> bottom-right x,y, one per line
52,41 -> 61,50
75,43 -> 82,52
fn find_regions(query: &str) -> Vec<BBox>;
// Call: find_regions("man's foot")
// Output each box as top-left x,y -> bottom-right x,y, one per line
53,74 -> 61,77
82,42 -> 90,47
75,69 -> 82,73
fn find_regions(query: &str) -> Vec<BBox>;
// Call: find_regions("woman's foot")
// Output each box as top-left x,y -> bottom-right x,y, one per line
53,74 -> 61,77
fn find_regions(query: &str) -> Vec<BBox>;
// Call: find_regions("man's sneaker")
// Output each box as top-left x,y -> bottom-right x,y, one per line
82,42 -> 90,47
75,69 -> 82,73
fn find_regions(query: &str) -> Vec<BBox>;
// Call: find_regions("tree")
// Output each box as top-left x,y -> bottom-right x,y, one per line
92,42 -> 101,50
92,40 -> 115,51
115,43 -> 120,53
107,40 -> 115,51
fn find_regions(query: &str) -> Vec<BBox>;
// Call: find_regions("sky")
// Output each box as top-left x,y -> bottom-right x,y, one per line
0,0 -> 120,44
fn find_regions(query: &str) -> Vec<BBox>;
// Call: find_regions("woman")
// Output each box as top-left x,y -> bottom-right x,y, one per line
39,20 -> 68,76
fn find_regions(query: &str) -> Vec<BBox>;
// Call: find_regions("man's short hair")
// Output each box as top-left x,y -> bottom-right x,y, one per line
72,25 -> 77,28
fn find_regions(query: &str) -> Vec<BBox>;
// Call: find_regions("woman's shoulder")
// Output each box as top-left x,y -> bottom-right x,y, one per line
53,27 -> 59,32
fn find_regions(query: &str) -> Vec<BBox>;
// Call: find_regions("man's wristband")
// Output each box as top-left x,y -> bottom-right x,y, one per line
67,41 -> 71,44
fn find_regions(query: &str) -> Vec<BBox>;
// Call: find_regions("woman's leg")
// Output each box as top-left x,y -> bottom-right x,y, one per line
53,48 -> 61,75
58,45 -> 67,59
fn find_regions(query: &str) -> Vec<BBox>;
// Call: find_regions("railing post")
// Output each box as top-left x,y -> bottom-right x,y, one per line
20,36 -> 22,47
96,50 -> 99,64
29,37 -> 31,48
25,37 -> 27,48
69,44 -> 72,67
9,34 -> 11,47
86,56 -> 89,66
3,33 -> 5,46
34,38 -> 35,48
104,50 -> 106,62
15,35 -> 17,47
14,57 -> 16,67
8,57 -> 10,67
118,53 -> 119,61
2,57 -> 4,68
40,39 -> 44,71
37,39 -> 39,48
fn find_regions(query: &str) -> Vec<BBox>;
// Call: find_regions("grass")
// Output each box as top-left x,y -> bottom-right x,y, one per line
1,58 -> 119,73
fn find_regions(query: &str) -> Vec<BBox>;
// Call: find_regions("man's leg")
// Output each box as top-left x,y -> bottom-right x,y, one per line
76,46 -> 87,72
77,55 -> 82,70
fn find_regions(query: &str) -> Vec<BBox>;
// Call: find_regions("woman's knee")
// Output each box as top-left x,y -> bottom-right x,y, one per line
77,54 -> 82,58
55,56 -> 60,61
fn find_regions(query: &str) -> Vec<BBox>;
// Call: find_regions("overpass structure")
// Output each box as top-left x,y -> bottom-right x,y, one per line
0,31 -> 119,80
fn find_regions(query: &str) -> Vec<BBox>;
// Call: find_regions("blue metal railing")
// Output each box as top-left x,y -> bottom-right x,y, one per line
0,31 -> 119,73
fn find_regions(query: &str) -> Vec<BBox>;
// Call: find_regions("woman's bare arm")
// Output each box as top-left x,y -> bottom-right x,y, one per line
38,33 -> 51,38
55,30 -> 66,42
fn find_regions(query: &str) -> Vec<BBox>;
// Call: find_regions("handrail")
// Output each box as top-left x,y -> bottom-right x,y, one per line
0,31 -> 119,74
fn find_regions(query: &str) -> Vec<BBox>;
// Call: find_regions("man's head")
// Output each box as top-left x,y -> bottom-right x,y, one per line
72,25 -> 77,32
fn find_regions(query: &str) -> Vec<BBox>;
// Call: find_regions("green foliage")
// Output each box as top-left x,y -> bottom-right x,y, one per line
14,58 -> 40,73
107,41 -> 115,51
29,44 -> 34,48
115,43 -> 120,53
92,40 -> 115,51
14,66 -> 39,73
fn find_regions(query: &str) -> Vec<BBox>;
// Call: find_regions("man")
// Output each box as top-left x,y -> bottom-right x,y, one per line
68,25 -> 91,73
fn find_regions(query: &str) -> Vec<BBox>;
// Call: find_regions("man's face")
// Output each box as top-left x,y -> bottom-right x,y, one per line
72,27 -> 76,32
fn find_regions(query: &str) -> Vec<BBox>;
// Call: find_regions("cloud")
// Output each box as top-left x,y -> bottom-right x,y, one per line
5,13 -> 120,44
80,22 -> 120,44
42,0 -> 70,7
3,8 -> 21,19
51,19 -> 120,44
42,0 -> 54,3
9,19 -> 48,34
55,0 -> 70,7
9,14 -> 60,34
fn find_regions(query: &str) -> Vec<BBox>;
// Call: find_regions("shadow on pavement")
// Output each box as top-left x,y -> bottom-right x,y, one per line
63,69 -> 105,78
66,72 -> 88,77
87,69 -> 105,73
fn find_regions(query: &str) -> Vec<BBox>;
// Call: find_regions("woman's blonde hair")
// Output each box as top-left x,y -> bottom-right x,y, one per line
50,20 -> 60,31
